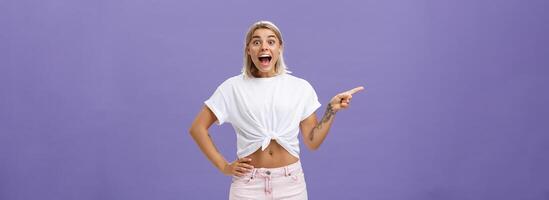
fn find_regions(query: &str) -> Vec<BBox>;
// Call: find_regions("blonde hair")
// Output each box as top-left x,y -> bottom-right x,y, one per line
242,21 -> 290,78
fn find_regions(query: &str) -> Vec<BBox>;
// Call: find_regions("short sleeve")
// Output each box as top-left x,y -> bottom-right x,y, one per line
204,86 -> 229,125
301,82 -> 322,121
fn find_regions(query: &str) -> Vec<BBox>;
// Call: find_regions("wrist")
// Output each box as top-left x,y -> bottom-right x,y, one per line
221,162 -> 232,175
216,161 -> 229,173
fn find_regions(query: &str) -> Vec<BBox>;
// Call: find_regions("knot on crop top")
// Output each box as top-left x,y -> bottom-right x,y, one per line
261,131 -> 280,151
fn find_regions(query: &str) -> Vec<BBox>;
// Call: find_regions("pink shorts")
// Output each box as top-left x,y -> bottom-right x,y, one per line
229,160 -> 308,200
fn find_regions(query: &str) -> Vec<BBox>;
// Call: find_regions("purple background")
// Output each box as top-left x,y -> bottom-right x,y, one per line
2,0 -> 549,199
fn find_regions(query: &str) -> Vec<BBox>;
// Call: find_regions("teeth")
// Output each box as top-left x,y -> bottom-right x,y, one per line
259,55 -> 271,58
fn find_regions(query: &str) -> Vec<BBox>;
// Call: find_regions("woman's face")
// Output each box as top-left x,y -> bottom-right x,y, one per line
247,28 -> 282,77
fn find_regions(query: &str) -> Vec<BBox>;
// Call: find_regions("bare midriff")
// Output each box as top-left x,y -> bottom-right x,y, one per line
247,140 -> 299,168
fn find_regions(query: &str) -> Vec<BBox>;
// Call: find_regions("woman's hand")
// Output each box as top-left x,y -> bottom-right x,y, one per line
329,86 -> 365,112
223,157 -> 255,177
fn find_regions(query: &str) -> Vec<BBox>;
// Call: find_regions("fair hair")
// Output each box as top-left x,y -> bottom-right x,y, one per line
241,21 -> 291,78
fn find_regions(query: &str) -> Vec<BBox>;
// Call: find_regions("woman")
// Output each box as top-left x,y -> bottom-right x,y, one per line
189,21 -> 364,200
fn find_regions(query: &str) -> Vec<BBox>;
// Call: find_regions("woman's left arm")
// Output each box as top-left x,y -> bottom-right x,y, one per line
300,86 -> 364,150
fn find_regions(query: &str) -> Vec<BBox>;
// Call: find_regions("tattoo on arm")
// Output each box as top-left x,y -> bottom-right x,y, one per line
309,103 -> 336,141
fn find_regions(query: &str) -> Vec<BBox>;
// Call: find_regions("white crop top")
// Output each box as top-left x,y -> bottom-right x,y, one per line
205,73 -> 321,158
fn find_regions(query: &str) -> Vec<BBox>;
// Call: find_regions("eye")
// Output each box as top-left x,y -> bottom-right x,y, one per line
252,40 -> 260,45
268,40 -> 276,45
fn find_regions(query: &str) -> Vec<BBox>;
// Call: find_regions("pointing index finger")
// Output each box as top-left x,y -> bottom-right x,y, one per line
347,86 -> 365,95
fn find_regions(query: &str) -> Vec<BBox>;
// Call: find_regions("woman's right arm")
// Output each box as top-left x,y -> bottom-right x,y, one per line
188,106 -> 253,176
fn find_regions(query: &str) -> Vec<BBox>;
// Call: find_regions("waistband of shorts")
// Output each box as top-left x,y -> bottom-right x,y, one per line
251,160 -> 302,177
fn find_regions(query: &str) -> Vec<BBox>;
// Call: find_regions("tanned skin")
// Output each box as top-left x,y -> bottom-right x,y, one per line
189,28 -> 365,177
189,86 -> 364,176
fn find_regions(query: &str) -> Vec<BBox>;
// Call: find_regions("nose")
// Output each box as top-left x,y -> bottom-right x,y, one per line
261,42 -> 269,51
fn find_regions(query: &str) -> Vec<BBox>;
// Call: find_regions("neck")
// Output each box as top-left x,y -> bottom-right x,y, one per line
253,68 -> 276,78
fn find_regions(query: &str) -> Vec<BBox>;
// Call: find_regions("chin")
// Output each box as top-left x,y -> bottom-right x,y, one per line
260,67 -> 273,72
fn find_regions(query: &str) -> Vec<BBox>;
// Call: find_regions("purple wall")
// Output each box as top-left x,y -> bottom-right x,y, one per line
2,0 -> 548,199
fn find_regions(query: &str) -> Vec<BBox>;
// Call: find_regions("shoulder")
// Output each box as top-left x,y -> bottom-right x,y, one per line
282,74 -> 310,85
217,74 -> 245,89
282,74 -> 314,89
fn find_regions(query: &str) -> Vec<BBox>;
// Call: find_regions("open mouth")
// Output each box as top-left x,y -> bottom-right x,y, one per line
258,55 -> 272,66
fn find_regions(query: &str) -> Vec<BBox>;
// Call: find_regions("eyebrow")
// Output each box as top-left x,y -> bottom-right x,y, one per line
251,35 -> 277,39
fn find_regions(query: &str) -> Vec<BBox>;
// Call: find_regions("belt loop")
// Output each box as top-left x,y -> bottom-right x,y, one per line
251,168 -> 257,179
284,166 -> 290,176
245,168 -> 256,184
265,175 -> 272,194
